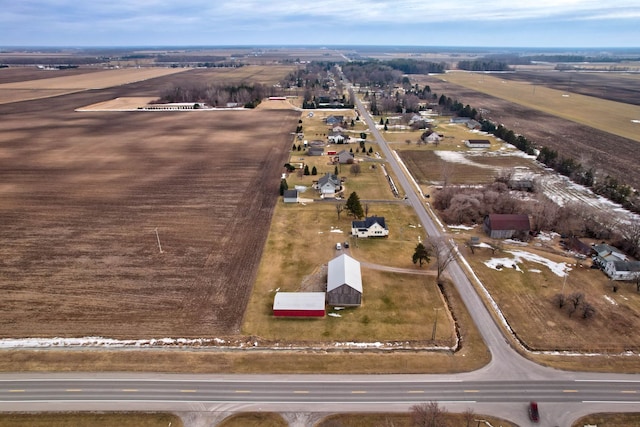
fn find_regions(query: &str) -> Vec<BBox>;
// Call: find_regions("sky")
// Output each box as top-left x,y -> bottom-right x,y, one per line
1,0 -> 639,48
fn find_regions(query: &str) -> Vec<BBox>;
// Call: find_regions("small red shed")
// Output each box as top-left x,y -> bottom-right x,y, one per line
273,292 -> 326,317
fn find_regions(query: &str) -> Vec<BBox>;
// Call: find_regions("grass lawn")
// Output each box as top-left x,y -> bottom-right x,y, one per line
316,412 -> 517,427
573,413 -> 640,427
218,412 -> 287,427
454,230 -> 640,354
0,413 -> 182,427
243,202 -> 456,344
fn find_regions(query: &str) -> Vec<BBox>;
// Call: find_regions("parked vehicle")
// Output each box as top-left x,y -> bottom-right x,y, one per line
528,401 -> 539,422
335,243 -> 342,250
343,241 -> 349,248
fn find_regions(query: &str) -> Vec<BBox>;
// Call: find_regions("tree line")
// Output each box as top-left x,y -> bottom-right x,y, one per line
156,82 -> 274,108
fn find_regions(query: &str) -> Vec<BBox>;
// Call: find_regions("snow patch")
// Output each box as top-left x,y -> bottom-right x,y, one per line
448,224 -> 475,230
328,313 -> 341,317
484,250 -> 570,277
604,295 -> 618,305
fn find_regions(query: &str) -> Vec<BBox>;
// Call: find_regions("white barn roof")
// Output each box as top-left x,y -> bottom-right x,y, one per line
273,292 -> 326,311
327,254 -> 362,293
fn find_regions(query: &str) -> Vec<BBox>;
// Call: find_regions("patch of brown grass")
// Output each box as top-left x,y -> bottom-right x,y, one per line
218,412 -> 288,427
0,413 -> 182,427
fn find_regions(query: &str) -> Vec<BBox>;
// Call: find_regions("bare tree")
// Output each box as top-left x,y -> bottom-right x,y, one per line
552,293 -> 566,309
335,203 -> 344,220
582,302 -> 596,319
426,237 -> 457,283
410,401 -> 448,427
350,163 -> 362,176
567,292 -> 584,317
462,408 -> 476,427
440,162 -> 455,188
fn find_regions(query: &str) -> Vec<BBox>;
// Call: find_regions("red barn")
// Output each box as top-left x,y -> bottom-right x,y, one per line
273,292 -> 326,317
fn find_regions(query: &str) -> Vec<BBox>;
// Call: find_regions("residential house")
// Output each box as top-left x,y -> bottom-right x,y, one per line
592,244 -> 629,268
335,149 -> 355,164
283,189 -> 298,203
328,131 -> 348,144
316,173 -> 342,196
450,117 -> 471,124
327,254 -> 362,306
483,214 -> 531,240
604,260 -> 640,281
324,115 -> 344,126
425,132 -> 442,144
466,119 -> 481,130
465,139 -> 491,149
351,216 -> 389,238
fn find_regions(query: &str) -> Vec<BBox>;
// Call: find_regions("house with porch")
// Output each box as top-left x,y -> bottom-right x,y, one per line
351,216 -> 389,238
315,173 -> 342,197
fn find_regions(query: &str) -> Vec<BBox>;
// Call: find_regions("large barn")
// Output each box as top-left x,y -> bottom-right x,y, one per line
273,292 -> 326,317
483,214 -> 531,240
327,254 -> 362,306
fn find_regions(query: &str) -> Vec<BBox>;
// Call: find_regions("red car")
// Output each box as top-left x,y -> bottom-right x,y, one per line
528,401 -> 540,422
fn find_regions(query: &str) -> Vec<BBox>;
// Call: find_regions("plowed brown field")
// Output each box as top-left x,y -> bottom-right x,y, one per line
0,69 -> 300,338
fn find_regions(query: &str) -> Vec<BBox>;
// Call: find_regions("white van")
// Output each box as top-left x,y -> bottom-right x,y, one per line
336,243 -> 342,250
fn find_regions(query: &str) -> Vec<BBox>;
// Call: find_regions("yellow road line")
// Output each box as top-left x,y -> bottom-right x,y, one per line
293,391 -> 309,394
621,390 -> 637,394
235,390 -> 252,393
66,389 -> 83,392
563,390 -> 578,393
464,390 -> 479,393
9,390 -> 25,393
351,391 -> 367,394
407,390 -> 424,394
180,390 -> 197,393
121,389 -> 138,392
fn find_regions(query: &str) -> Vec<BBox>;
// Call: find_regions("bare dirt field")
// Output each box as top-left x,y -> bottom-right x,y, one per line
418,74 -> 640,190
0,69 -> 300,338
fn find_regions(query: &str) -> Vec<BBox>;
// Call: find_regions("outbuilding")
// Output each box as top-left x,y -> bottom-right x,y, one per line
483,214 -> 531,240
465,139 -> 491,149
327,254 -> 362,306
273,292 -> 326,317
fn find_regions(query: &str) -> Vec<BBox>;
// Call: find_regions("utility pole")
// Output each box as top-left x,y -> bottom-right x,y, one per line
432,308 -> 441,341
154,227 -> 164,254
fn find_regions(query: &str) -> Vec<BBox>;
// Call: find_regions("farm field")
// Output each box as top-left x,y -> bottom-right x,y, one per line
0,67 -> 188,104
0,68 -> 301,339
435,71 -> 640,143
417,73 -> 640,190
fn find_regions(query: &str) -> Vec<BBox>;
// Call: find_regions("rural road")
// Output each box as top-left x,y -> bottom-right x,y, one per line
1,73 -> 639,427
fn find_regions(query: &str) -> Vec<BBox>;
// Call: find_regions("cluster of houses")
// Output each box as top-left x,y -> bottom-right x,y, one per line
483,214 -> 640,281
273,253 -> 363,317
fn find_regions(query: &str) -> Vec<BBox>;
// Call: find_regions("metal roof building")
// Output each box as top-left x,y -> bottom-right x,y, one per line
273,292 -> 326,317
327,254 -> 362,306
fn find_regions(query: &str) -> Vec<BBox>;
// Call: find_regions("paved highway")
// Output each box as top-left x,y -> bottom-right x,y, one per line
1,75 -> 639,427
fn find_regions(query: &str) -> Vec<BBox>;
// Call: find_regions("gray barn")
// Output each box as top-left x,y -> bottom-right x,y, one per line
327,254 -> 362,306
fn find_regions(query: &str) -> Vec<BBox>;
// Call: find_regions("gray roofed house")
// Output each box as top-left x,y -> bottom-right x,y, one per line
351,216 -> 389,238
335,149 -> 355,164
316,173 -> 342,196
604,260 -> 640,281
593,243 -> 628,267
327,254 -> 362,306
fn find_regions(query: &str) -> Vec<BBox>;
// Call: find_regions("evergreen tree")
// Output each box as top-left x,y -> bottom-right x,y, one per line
303,165 -> 310,175
345,192 -> 364,219
334,166 -> 339,175
311,166 -> 318,175
279,178 -> 288,196
412,242 -> 431,267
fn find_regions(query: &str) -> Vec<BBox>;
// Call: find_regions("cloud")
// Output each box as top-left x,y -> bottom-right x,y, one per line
0,0 -> 638,46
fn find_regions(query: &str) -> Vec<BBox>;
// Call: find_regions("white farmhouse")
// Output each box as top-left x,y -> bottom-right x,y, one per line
351,216 -> 389,238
